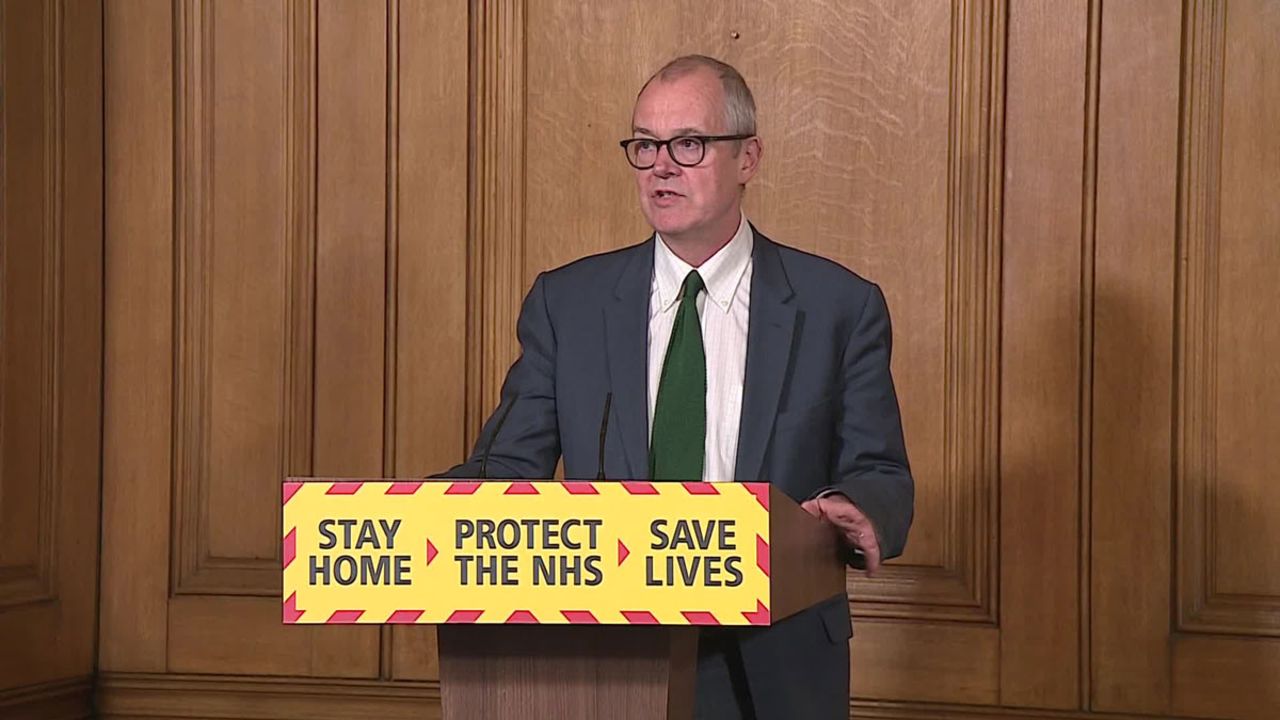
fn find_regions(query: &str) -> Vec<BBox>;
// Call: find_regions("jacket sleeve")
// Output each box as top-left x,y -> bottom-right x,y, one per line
824,284 -> 914,560
433,273 -> 561,479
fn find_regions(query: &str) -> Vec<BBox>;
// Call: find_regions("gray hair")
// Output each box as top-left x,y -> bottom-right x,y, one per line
641,55 -> 757,136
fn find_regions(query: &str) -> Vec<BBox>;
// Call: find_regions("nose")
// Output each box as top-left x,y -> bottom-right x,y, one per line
651,143 -> 681,178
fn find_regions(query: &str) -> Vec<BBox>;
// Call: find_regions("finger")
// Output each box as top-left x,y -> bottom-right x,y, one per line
800,499 -> 824,518
863,541 -> 882,577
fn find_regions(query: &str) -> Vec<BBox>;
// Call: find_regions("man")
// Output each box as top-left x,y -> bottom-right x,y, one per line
439,55 -> 913,719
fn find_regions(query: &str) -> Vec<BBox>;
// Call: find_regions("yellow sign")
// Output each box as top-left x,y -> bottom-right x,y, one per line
282,479 -> 773,626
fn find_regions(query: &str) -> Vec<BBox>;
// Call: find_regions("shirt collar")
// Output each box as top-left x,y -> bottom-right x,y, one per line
653,214 -> 754,314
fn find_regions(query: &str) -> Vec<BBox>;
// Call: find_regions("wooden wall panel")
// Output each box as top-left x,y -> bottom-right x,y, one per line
162,0 -> 380,678
390,0 -> 470,681
1092,0 -> 1280,717
1176,0 -> 1280,637
99,0 -> 469,691
1207,0 -> 1280,607
101,0 -> 176,674
1090,0 -> 1182,711
0,0 -> 102,704
1,0 -> 58,610
313,0 -> 387,482
999,0 -> 1089,708
171,0 -> 293,598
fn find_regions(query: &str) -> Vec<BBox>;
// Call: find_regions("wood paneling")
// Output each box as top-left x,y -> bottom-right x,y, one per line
1092,0 -> 1280,717
1176,0 -> 1280,638
1000,0 -> 1089,708
467,1 -> 528,443
96,673 -> 440,720
0,0 -> 102,693
1208,0 -> 1280,611
391,0 -> 470,681
1,0 -> 59,611
1089,0 -> 1182,712
100,0 -> 469,688
0,677 -> 93,720
90,0 -> 1280,717
101,0 -> 176,673
171,0 -> 299,598
849,621 -> 998,705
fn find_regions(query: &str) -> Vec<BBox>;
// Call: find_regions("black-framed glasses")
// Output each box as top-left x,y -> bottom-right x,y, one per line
619,134 -> 754,169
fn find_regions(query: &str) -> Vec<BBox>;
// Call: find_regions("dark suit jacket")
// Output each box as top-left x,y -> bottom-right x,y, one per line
441,227 -> 914,718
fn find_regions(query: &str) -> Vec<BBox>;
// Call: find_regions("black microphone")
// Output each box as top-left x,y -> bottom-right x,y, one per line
596,393 -> 613,481
479,396 -> 518,479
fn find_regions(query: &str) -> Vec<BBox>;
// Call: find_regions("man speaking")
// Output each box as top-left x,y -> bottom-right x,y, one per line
438,55 -> 914,720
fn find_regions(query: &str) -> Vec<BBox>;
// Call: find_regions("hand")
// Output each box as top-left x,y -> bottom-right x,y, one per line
801,493 -> 882,577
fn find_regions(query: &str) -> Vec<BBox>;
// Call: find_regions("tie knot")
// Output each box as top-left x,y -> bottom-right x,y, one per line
680,271 -> 705,301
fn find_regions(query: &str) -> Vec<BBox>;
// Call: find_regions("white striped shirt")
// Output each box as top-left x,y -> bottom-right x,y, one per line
647,214 -> 753,482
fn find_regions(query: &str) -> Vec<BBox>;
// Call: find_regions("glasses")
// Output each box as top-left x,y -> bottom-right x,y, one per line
619,134 -> 754,169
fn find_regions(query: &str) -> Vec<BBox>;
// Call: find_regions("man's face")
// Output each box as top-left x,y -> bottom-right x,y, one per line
630,70 -> 759,243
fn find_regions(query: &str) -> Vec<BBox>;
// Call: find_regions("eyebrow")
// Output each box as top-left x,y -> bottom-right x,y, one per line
631,126 -> 707,137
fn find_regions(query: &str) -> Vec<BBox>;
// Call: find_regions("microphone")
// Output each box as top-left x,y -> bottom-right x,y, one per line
596,393 -> 613,481
479,396 -> 518,479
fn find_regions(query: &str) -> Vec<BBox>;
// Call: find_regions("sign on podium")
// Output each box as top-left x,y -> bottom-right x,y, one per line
281,477 -> 844,720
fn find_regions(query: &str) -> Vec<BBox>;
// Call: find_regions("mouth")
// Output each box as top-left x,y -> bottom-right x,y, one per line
650,189 -> 683,200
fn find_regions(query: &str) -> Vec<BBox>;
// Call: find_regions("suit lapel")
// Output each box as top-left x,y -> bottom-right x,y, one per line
735,231 -> 797,482
603,238 -> 654,479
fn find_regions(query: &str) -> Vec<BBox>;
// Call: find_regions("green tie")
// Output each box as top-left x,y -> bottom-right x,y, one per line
650,270 -> 706,481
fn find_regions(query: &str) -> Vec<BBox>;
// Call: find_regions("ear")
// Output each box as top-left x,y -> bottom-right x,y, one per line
737,136 -> 762,184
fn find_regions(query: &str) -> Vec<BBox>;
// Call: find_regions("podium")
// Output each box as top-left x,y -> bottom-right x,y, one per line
282,479 -> 844,720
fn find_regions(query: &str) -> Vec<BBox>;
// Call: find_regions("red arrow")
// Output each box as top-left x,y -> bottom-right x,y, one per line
618,539 -> 630,565
426,539 -> 438,566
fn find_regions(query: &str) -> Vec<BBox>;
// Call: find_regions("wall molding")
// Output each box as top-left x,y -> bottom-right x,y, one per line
95,673 -> 441,720
0,0 -> 62,610
1173,0 -> 1279,638
850,0 -> 1005,625
465,0 -> 527,451
171,0 -> 317,598
852,699 -> 1206,720
90,672 -> 1210,720
0,676 -> 93,720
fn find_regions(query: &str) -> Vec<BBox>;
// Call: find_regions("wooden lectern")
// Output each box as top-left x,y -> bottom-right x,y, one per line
281,479 -> 844,720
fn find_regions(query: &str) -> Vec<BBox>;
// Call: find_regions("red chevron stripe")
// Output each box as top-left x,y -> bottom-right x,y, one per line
326,482 -> 364,495
504,481 -> 539,495
680,611 -> 720,625
327,609 -> 364,623
682,481 -> 719,495
386,481 -> 424,495
283,482 -> 303,505
445,481 -> 482,495
446,610 -> 484,623
562,481 -> 599,495
387,610 -> 425,623
745,483 -> 770,511
622,481 -> 658,495
561,610 -> 599,624
282,592 -> 304,623
742,600 -> 770,625
756,535 -> 770,577
506,610 -> 539,623
282,528 -> 297,570
621,610 -> 659,624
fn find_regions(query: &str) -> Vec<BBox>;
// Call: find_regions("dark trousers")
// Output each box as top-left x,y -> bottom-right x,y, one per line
695,629 -> 757,720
